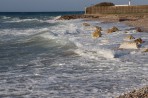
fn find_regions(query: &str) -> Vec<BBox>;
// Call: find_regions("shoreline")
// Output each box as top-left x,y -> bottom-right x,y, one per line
58,14 -> 148,98
58,14 -> 148,32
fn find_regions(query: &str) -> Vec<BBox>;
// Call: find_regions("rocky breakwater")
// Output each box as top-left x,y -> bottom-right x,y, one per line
57,14 -> 100,20
117,86 -> 148,98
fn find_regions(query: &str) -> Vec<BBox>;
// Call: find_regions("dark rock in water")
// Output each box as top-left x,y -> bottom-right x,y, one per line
83,22 -> 91,26
57,14 -> 99,20
95,26 -> 102,31
134,38 -> 143,45
136,27 -> 143,32
117,86 -> 148,98
107,26 -> 119,33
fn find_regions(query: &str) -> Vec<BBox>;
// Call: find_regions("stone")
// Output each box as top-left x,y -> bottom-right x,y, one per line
117,86 -> 148,98
107,28 -> 114,33
92,29 -> 102,39
119,41 -> 139,49
83,22 -> 90,26
136,27 -> 143,32
134,38 -> 143,45
95,26 -> 102,31
112,26 -> 119,32
143,48 -> 148,52
107,26 -> 119,33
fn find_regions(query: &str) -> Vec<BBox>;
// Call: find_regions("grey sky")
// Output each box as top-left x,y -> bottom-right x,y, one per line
0,0 -> 148,12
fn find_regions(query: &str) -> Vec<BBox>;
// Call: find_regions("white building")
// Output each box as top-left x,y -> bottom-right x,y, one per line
129,0 -> 131,6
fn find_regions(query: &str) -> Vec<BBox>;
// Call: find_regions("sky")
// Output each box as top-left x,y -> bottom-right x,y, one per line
0,0 -> 148,12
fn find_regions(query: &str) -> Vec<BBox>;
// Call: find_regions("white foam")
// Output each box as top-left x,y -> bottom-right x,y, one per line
4,18 -> 40,23
1,16 -> 11,19
53,16 -> 61,20
0,28 -> 49,36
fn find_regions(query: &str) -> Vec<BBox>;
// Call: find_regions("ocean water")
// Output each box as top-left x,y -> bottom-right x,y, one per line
0,12 -> 148,98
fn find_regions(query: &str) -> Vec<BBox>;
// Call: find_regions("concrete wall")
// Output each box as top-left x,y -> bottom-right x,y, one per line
86,5 -> 148,14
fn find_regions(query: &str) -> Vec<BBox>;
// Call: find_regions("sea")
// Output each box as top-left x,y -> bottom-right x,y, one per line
0,12 -> 148,98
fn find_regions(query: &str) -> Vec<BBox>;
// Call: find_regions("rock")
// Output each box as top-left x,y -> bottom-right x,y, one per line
134,38 -> 143,45
95,26 -> 102,31
107,26 -> 119,33
83,22 -> 90,26
107,28 -> 114,33
136,27 -> 143,32
57,15 -> 100,20
117,86 -> 148,98
143,48 -> 148,52
141,48 -> 148,52
119,41 -> 139,49
124,34 -> 135,41
112,26 -> 119,32
92,29 -> 102,39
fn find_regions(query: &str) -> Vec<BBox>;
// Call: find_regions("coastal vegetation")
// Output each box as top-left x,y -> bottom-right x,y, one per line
94,2 -> 115,7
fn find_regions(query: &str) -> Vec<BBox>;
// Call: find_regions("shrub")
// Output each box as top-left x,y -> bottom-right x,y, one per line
94,2 -> 115,7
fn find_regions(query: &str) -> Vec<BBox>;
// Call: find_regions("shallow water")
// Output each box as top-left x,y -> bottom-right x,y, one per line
0,12 -> 148,98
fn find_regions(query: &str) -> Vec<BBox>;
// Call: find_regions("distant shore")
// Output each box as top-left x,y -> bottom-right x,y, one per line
58,14 -> 148,32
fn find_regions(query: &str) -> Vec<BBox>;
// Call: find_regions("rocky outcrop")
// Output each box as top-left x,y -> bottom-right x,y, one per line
57,14 -> 99,20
